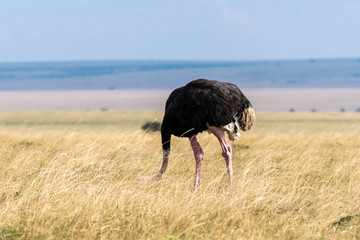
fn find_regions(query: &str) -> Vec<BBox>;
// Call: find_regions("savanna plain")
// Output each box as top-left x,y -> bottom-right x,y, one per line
0,111 -> 360,239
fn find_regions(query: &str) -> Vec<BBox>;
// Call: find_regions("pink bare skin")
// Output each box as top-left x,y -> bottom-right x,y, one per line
147,124 -> 234,189
189,136 -> 204,189
206,123 -> 233,184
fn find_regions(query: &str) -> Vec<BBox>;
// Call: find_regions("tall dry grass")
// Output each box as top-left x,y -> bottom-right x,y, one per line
0,111 -> 360,239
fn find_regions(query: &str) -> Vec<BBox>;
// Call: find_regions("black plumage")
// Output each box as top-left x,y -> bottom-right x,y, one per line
163,79 -> 253,137
155,79 -> 255,188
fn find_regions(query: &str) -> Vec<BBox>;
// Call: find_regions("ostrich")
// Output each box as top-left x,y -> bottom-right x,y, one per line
154,79 -> 255,188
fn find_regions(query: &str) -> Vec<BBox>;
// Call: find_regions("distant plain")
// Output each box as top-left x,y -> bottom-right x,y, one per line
0,88 -> 359,112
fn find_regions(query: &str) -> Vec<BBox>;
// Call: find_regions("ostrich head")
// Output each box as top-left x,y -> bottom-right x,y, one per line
222,106 -> 256,141
222,122 -> 241,141
239,106 -> 256,131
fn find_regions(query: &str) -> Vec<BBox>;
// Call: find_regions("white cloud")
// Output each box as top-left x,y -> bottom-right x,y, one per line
221,3 -> 249,24
212,0 -> 256,31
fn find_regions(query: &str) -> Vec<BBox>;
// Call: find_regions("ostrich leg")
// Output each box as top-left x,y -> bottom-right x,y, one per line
189,135 -> 204,189
154,120 -> 171,181
206,123 -> 233,184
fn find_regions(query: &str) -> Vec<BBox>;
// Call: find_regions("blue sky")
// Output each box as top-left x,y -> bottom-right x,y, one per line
1,0 -> 360,62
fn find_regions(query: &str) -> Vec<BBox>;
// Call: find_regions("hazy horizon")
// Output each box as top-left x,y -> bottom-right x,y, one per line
1,57 -> 360,65
1,58 -> 360,90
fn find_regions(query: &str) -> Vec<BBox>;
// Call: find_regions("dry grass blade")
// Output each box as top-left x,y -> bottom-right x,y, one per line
0,111 -> 360,239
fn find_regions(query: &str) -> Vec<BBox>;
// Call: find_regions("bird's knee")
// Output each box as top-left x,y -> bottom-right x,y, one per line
221,146 -> 232,159
222,151 -> 229,159
195,152 -> 204,162
192,145 -> 204,162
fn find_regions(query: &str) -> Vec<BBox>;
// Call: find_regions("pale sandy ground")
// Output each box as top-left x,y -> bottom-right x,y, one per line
0,89 -> 359,112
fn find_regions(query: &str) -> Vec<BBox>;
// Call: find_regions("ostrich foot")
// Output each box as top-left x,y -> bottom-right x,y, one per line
138,174 -> 163,185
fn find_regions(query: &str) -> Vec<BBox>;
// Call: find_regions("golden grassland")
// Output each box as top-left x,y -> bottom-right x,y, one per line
0,111 -> 360,239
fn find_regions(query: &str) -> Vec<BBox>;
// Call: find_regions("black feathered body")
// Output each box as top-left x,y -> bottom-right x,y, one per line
155,79 -> 255,186
162,79 -> 253,139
